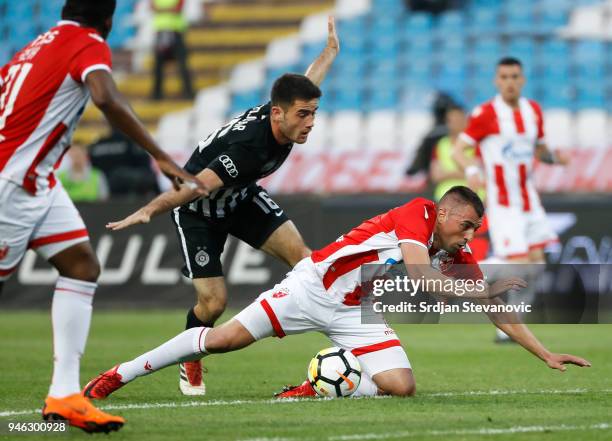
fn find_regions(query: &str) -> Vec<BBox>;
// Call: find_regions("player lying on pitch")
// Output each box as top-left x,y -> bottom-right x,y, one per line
84,187 -> 590,399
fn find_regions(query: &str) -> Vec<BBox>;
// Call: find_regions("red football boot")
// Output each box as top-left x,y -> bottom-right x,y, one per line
82,365 -> 126,399
275,380 -> 317,398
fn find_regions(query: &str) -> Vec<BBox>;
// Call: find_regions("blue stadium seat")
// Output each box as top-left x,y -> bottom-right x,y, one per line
468,7 -> 500,36
575,84 -> 605,110
403,33 -> 434,58
404,13 -> 433,34
369,16 -> 401,35
572,41 -> 605,65
372,0 -> 405,17
469,40 -> 502,69
502,5 -> 535,34
230,90 -> 262,114
434,11 -> 465,38
364,87 -> 399,111
332,88 -> 364,111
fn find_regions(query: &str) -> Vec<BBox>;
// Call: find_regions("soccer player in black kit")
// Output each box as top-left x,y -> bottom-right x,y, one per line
106,16 -> 340,395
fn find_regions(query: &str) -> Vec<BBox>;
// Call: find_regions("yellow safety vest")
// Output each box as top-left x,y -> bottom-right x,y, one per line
152,0 -> 187,32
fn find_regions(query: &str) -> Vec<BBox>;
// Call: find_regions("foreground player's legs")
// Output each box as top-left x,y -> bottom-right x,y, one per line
84,319 -> 257,398
44,241 -> 124,431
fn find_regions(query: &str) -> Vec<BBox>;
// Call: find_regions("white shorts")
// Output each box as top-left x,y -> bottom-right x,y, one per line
234,259 -> 411,377
0,179 -> 89,281
487,203 -> 557,259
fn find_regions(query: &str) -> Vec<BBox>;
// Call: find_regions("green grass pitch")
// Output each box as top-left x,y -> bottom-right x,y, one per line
0,311 -> 610,440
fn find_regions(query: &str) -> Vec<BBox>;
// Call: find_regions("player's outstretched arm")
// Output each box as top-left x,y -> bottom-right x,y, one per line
106,169 -> 223,231
304,16 -> 339,86
85,70 -> 206,193
479,297 -> 591,371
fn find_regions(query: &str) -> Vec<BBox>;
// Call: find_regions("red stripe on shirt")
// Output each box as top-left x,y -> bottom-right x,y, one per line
351,339 -> 402,356
29,229 -> 88,248
513,109 -> 525,134
322,250 -> 379,290
22,122 -> 67,194
260,299 -> 286,338
494,165 -> 509,207
518,163 -> 530,212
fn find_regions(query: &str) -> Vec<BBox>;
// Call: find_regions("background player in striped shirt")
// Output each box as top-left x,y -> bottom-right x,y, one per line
452,57 -> 570,342
83,187 -> 590,401
0,0 -> 204,432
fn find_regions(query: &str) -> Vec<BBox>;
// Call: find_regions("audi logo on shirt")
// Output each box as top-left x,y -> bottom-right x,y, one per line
219,155 -> 238,178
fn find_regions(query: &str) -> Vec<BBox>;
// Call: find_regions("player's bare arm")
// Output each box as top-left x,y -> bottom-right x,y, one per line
304,16 -> 339,86
85,70 -> 206,193
535,144 -> 570,165
106,169 -> 223,231
479,297 -> 591,371
400,243 -> 526,299
452,137 -> 485,190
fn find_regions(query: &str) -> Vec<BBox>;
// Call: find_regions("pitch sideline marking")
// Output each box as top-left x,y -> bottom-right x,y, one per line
240,423 -> 612,441
1,388 -> 611,418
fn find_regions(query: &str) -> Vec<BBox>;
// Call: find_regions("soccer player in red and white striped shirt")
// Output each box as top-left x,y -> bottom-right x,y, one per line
83,187 -> 589,401
452,57 -> 569,342
0,0 -> 204,432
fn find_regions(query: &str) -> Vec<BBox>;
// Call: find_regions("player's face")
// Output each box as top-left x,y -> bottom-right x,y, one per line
436,205 -> 482,254
495,64 -> 525,103
277,99 -> 319,144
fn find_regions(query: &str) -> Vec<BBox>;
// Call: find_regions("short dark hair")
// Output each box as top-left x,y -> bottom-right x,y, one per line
440,186 -> 485,217
62,0 -> 116,28
270,74 -> 322,109
497,57 -> 523,69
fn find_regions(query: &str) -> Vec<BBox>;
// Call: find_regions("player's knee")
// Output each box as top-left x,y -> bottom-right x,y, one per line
63,254 -> 100,282
204,329 -> 233,353
387,381 -> 416,397
381,375 -> 416,397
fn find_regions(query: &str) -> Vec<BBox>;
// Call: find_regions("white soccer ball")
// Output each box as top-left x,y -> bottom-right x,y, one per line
307,347 -> 361,398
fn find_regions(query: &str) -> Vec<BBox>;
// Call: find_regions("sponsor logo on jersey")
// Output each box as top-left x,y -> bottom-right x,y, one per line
195,250 -> 210,267
219,155 -> 238,178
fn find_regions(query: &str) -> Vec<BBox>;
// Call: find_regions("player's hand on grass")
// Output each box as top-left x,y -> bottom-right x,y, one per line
106,209 -> 151,231
326,16 -> 339,53
545,353 -> 591,372
155,157 -> 207,194
487,277 -> 528,298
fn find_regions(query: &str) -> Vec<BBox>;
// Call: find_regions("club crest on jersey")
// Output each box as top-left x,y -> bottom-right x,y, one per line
195,250 -> 210,267
219,155 -> 238,178
0,241 -> 9,261
431,251 -> 454,273
272,289 -> 289,298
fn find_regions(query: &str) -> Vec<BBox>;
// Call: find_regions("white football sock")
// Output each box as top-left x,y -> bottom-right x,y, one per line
49,276 -> 96,398
352,372 -> 379,397
117,327 -> 209,382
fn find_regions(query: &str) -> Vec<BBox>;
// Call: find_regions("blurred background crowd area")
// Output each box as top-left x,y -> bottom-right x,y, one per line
1,0 -> 610,199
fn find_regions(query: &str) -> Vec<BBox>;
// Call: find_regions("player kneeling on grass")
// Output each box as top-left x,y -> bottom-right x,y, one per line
83,187 -> 590,399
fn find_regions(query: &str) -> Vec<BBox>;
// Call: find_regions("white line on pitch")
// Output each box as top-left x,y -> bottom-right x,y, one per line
1,388 -> 610,418
239,423 -> 612,441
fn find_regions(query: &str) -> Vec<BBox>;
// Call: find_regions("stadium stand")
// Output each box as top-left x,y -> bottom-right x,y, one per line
1,0 -> 609,191
153,0 -> 608,192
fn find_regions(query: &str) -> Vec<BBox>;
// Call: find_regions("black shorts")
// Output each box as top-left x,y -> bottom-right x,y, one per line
171,187 -> 289,278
